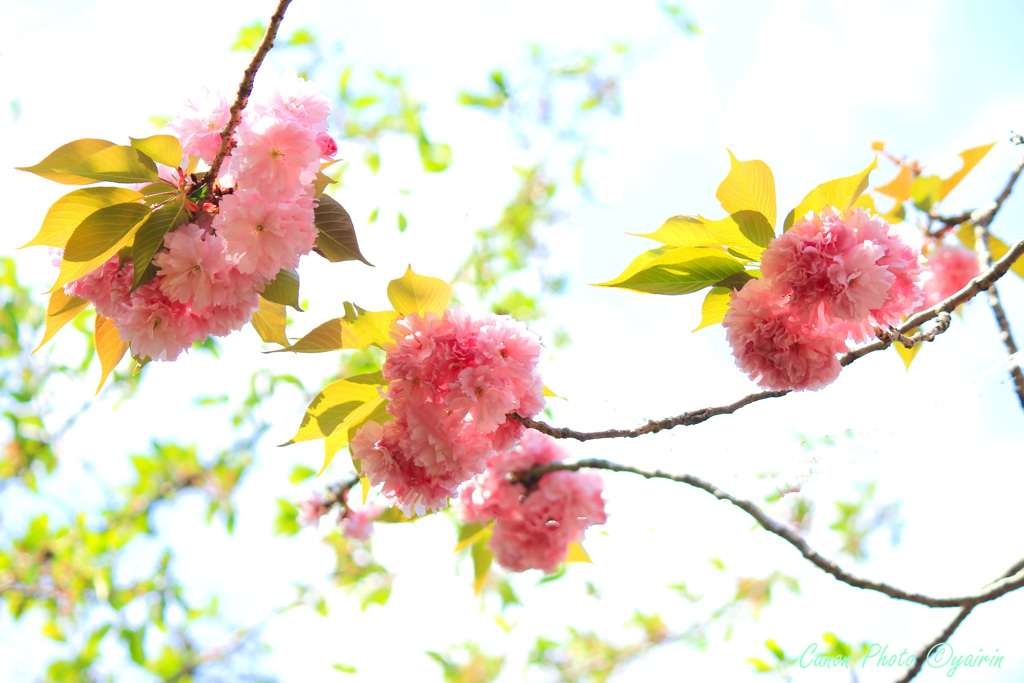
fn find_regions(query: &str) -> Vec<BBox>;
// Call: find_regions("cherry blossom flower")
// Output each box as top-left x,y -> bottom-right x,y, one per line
459,432 -> 607,573
920,244 -> 979,309
723,279 -> 848,391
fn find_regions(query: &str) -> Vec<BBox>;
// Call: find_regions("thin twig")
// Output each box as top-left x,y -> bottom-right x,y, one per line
892,555 -> 1024,683
970,154 -> 1024,410
515,458 -> 1024,609
202,0 -> 294,186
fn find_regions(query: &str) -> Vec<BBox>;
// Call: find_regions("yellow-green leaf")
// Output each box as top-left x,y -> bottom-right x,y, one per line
938,142 -> 996,202
21,187 -> 143,250
716,151 -> 776,228
130,135 -> 183,169
322,401 -> 384,475
274,309 -> 398,353
565,542 -> 592,564
472,542 -> 493,595
454,524 -> 492,552
387,266 -> 450,316
285,377 -> 387,474
15,138 -> 117,184
313,194 -> 371,265
52,203 -> 150,292
956,224 -> 1024,280
94,315 -> 128,394
251,297 -> 288,346
694,286 -> 734,331
910,174 -> 942,212
64,145 -> 159,184
784,158 -> 878,230
33,290 -> 89,353
595,246 -> 747,295
360,475 -> 370,505
633,212 -> 770,257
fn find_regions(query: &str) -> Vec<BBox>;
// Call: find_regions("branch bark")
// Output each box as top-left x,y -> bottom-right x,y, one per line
515,458 -> 1024,610
893,555 -> 1024,683
970,154 -> 1024,411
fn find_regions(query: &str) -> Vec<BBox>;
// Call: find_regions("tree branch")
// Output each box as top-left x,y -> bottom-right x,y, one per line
202,0 -> 294,186
514,458 -> 1024,609
893,554 -> 1024,683
970,154 -> 1024,410
517,234 -> 1024,442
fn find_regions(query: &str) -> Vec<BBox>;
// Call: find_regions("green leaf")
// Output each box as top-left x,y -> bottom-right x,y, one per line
132,200 -> 189,290
360,585 -> 392,611
94,315 -> 128,394
332,664 -> 357,674
472,542 -> 493,595
595,246 -> 747,295
21,187 -> 143,249
694,286 -> 734,331
397,211 -> 408,233
289,465 -> 317,484
15,138 -> 117,184
747,658 -> 773,673
313,194 -> 372,265
53,203 -> 150,291
33,290 -> 89,353
63,145 -> 159,184
938,142 -> 996,202
765,639 -> 785,661
130,135 -> 183,169
910,174 -> 943,212
387,266 -> 451,315
784,158 -> 878,230
232,21 -> 266,52
261,269 -> 302,311
418,140 -> 452,173
716,151 -> 777,228
273,499 -> 300,536
955,224 -> 1024,281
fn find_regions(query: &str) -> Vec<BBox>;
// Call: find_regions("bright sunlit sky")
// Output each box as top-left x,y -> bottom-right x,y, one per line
3,0 -> 1024,681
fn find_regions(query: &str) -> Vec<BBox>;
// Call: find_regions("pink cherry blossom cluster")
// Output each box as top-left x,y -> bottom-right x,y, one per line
297,490 -> 382,541
724,207 -> 923,391
918,244 -> 979,310
350,308 -> 546,517
458,432 -> 607,573
64,75 -> 335,361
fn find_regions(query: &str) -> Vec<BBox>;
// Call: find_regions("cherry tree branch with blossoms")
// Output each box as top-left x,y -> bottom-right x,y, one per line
515,154 -> 1024,442
203,0 -> 295,187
